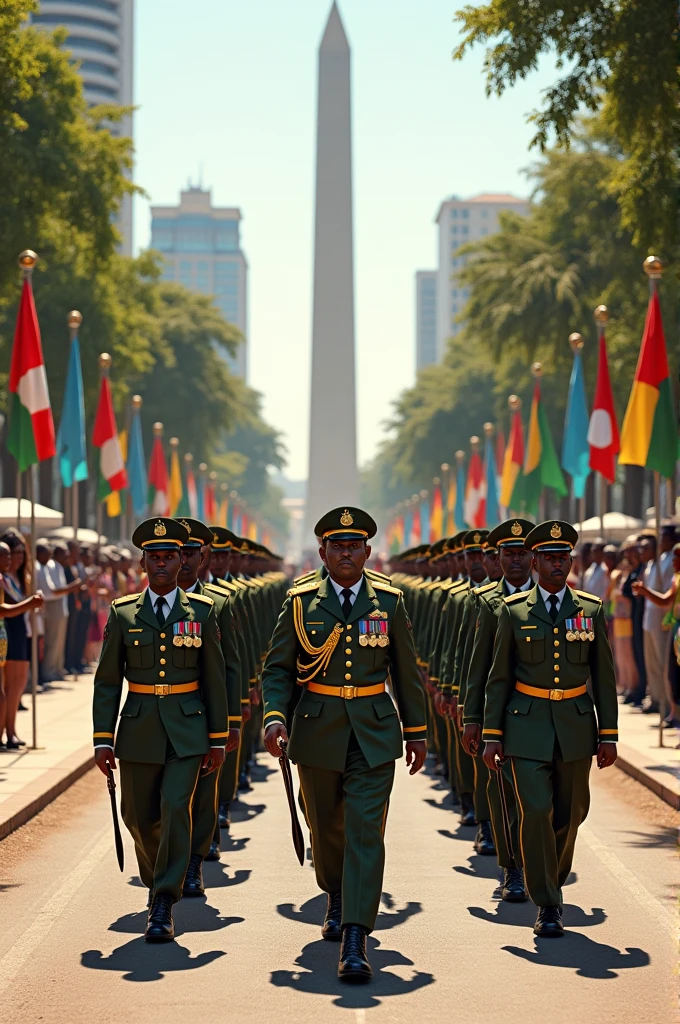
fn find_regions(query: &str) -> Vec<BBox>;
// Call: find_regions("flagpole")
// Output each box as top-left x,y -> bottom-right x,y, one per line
592,309 -> 609,536
16,468 -> 21,530
567,332 -> 584,523
96,353 -> 112,549
66,311 -> 83,542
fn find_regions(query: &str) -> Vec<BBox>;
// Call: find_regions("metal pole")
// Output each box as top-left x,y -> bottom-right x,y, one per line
599,472 -> 606,536
29,467 -> 38,750
72,480 -> 79,540
16,468 -> 21,530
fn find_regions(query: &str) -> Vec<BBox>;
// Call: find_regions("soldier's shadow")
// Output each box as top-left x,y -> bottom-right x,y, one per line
276,892 -> 422,932
454,854 -> 503,881
81,937 -> 226,982
109,903 -> 244,935
269,937 -> 435,1008
468,902 -> 606,929
203,861 -> 252,888
437,826 -> 477,843
503,932 -> 650,979
219,833 -> 251,853
230,802 -> 266,824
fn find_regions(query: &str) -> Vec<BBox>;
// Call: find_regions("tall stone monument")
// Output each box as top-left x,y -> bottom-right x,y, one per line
305,2 -> 358,538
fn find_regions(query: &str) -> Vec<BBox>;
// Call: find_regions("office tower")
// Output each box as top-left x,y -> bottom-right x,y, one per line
415,270 -> 438,371
150,187 -> 248,380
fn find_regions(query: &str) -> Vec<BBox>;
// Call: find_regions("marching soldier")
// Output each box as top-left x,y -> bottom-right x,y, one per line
482,521 -> 618,937
262,507 -> 427,982
92,517 -> 228,942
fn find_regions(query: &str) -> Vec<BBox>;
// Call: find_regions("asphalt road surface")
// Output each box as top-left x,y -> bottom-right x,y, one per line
0,756 -> 677,1024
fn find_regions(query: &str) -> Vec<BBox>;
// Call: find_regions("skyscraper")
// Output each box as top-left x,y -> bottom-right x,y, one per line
31,0 -> 134,255
150,187 -> 248,380
305,3 -> 358,537
415,270 -> 437,371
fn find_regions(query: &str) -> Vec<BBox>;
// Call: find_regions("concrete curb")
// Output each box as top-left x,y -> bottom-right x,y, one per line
615,741 -> 680,811
0,744 -> 95,841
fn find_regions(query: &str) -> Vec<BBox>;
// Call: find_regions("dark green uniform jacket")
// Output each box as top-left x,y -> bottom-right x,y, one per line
193,580 -> 242,731
262,574 -> 427,772
483,585 -> 619,762
93,589 -> 228,763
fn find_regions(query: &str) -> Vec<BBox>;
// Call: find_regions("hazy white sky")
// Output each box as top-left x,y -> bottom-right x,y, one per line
133,0 -> 556,480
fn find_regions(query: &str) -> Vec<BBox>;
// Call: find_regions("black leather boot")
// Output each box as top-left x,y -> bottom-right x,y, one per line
145,892 -> 175,942
501,866 -> 528,902
473,820 -> 496,855
338,924 -> 372,982
218,802 -> 230,829
459,792 -> 476,827
182,854 -> 205,897
534,905 -> 564,937
321,892 -> 342,941
205,840 -> 221,862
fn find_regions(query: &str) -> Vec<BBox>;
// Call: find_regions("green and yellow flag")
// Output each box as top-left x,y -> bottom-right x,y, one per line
510,380 -> 567,517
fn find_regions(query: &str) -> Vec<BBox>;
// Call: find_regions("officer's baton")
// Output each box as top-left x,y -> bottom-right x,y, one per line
494,756 -> 516,870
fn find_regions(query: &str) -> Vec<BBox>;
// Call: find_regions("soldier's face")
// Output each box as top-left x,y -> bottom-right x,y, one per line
142,548 -> 181,589
465,550 -> 486,583
499,545 -> 532,586
483,550 -> 502,581
533,550 -> 571,590
179,546 -> 202,585
210,549 -> 231,579
321,539 -> 370,585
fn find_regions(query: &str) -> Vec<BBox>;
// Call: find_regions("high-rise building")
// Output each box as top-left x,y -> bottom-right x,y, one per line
415,270 -> 437,371
150,187 -> 248,380
434,193 -> 528,361
31,0 -> 134,255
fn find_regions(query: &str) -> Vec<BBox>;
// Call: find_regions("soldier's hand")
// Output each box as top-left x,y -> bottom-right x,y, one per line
242,702 -> 252,723
447,696 -> 458,720
95,747 -> 116,776
483,741 -> 504,772
596,742 -> 617,769
457,705 -> 464,730
201,747 -> 225,775
225,728 -> 240,753
405,740 -> 427,775
264,722 -> 288,758
249,686 -> 261,706
433,691 -> 446,717
463,723 -> 481,756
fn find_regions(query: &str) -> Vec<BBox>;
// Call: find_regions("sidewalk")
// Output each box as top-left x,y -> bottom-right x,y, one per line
0,673 -> 95,839
615,701 -> 680,810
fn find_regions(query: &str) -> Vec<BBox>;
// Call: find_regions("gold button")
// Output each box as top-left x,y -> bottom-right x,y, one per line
554,652 -> 560,658
553,628 -> 559,634
345,661 -> 352,668
160,645 -> 166,652
134,640 -> 139,646
554,677 -> 560,684
160,633 -> 166,639
346,635 -> 352,642
159,671 -> 166,678
311,630 -> 316,635
525,637 -> 531,643
554,640 -> 559,647
346,624 -> 352,630
160,658 -> 166,665
553,665 -> 559,671
345,648 -> 352,655
344,673 -> 351,681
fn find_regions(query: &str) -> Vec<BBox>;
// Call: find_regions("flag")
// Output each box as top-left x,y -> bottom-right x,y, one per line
92,376 -> 128,500
431,484 -> 443,540
454,459 -> 467,530
248,519 -> 258,542
495,427 -> 505,476
56,333 -> 88,488
588,330 -> 620,484
562,347 -> 590,498
420,495 -> 430,544
218,496 -> 228,528
619,290 -> 677,479
464,448 -> 485,527
511,380 -> 568,516
411,503 -> 421,544
147,434 -> 169,515
178,459 -> 198,517
205,478 -> 217,522
105,429 -> 128,517
500,406 -> 524,509
168,446 -> 183,515
403,506 -> 413,547
482,433 -> 500,527
126,409 -> 147,517
7,278 -> 56,471
446,478 -> 455,534
197,474 -> 205,521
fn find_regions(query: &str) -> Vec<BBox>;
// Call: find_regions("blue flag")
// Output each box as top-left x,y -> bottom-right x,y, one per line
561,349 -> 590,499
126,408 -> 147,516
56,336 -> 88,487
454,460 -> 467,530
484,435 -> 500,527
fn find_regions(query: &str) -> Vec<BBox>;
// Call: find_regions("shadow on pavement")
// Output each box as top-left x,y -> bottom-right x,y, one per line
269,937 -> 435,1008
230,802 -> 266,824
503,932 -> 650,978
437,826 -> 477,843
219,833 -> 251,853
203,861 -> 252,889
276,892 -> 422,932
454,854 -> 502,881
618,827 -> 678,850
109,904 -> 244,935
468,902 -> 607,929
81,938 -> 226,981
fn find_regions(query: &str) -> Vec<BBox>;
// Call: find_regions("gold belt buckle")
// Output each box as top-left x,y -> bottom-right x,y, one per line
341,685 -> 357,700
155,684 -> 170,697
549,688 -> 564,701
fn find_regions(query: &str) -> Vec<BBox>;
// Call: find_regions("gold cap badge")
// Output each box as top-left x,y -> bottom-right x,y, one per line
550,523 -> 562,539
179,519 -> 190,531
473,532 -> 481,544
213,533 -> 220,544
340,509 -> 354,526
154,521 -> 167,537
511,521 -> 522,537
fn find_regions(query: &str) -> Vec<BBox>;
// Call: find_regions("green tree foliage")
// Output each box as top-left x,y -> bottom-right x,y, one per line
453,0 -> 680,252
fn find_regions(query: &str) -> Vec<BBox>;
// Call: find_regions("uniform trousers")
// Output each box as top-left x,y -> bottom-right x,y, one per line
510,753 -> 591,907
486,760 -> 521,869
192,764 -> 220,858
297,732 -> 395,932
120,747 -> 203,902
472,751 -> 491,822
643,628 -> 671,713
452,715 -> 474,798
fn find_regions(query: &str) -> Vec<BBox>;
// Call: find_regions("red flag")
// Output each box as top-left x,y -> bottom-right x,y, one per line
464,450 -> 485,527
430,485 -> 443,540
147,436 -> 170,515
7,278 -> 56,470
587,331 -> 620,483
205,480 -> 217,522
92,376 -> 127,497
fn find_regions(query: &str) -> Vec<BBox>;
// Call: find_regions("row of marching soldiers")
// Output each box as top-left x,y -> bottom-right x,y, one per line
391,518 -> 619,938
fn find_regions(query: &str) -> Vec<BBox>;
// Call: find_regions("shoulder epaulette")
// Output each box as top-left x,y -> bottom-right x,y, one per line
208,578 -> 238,593
112,593 -> 140,606
187,592 -> 214,604
366,569 -> 392,584
473,581 -> 498,595
287,580 -> 322,597
574,589 -> 603,604
504,590 -> 531,604
294,571 -> 318,586
371,581 -> 401,596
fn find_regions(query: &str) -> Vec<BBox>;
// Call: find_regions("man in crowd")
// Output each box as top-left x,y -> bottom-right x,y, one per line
582,539 -> 609,599
36,542 -> 81,684
638,524 -> 677,718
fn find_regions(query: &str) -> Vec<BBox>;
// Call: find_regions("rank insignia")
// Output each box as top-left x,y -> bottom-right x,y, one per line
359,618 -> 389,647
173,621 -> 202,647
565,617 -> 593,641
340,509 -> 354,526
154,520 -> 167,537
511,521 -> 522,536
550,523 -> 562,539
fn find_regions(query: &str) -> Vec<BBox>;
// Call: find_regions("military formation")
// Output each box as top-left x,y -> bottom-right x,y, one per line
92,504 -> 618,980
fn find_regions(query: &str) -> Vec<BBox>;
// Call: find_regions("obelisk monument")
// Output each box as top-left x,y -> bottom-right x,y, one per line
305,2 -> 358,538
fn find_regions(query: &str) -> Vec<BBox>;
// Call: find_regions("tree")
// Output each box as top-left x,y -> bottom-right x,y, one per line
454,0 -> 680,251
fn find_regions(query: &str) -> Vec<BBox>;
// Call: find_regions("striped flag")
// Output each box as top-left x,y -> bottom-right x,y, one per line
92,376 -> 128,500
482,433 -> 500,527
500,405 -> 524,509
205,479 -> 217,522
588,329 -> 619,483
464,448 -> 485,527
7,278 -> 56,471
430,484 -> 443,540
446,477 -> 456,534
511,380 -> 567,517
218,496 -> 228,528
168,445 -> 183,515
148,435 -> 169,515
454,459 -> 467,531
57,331 -> 88,488
105,429 -> 127,517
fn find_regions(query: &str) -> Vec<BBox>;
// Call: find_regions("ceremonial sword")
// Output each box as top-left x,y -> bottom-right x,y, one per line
277,738 -> 305,866
106,765 -> 125,871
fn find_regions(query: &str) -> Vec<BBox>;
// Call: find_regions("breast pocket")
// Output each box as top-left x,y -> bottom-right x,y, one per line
172,643 -> 200,670
565,639 -> 591,665
123,631 -> 155,669
515,630 -> 546,664
305,622 -> 326,641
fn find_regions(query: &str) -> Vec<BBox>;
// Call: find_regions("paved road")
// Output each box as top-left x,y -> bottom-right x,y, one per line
0,757 -> 676,1023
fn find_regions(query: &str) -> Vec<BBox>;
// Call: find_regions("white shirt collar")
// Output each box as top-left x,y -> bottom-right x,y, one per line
538,584 -> 567,610
328,576 -> 363,603
506,579 -> 532,595
147,586 -> 179,611
184,580 -> 199,594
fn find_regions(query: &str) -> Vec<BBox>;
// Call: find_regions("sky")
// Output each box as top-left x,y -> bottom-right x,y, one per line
133,0 -> 558,481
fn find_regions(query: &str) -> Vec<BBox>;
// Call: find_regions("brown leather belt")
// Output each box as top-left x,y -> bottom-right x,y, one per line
304,681 -> 386,700
516,681 -> 587,701
128,681 -> 199,697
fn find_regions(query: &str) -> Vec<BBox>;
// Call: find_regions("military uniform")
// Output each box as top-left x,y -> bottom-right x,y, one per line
483,521 -> 618,931
92,518 -> 227,940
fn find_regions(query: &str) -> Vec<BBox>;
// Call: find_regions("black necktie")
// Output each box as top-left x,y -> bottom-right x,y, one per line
155,596 -> 167,626
341,588 -> 353,619
548,594 -> 559,622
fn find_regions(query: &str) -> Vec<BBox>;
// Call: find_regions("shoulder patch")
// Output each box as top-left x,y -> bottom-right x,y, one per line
504,590 -> 530,604
574,589 -> 603,604
473,581 -> 498,595
187,592 -> 214,605
112,593 -> 140,606
287,580 -> 322,597
293,570 -> 318,586
365,569 -> 392,583
370,581 -> 402,596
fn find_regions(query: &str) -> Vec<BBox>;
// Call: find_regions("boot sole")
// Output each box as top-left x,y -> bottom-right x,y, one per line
181,889 -> 205,898
338,968 -> 372,983
474,846 -> 497,856
321,929 -> 342,941
501,892 -> 528,902
533,927 -> 564,937
145,932 -> 175,943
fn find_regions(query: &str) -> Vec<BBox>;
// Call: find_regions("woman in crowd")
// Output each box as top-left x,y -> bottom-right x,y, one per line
633,542 -> 680,729
609,541 -> 638,697
0,532 -> 44,749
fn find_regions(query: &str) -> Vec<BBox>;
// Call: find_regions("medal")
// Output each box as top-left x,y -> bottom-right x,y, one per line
183,635 -> 193,647
194,636 -> 202,647
566,630 -> 575,642
359,635 -> 369,647
579,630 -> 588,641
587,631 -> 595,641
369,633 -> 378,647
173,635 -> 183,647
378,635 -> 389,648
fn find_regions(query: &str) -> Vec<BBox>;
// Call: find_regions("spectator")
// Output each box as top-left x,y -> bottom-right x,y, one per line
576,542 -> 593,588
582,539 -> 610,599
609,542 -> 638,697
36,543 -> 80,684
634,528 -> 679,725
0,532 -> 44,749
636,526 -> 677,716
621,534 -> 647,706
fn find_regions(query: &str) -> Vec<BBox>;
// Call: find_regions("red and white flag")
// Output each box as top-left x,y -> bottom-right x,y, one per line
147,435 -> 170,515
464,449 -> 485,528
92,376 -> 127,499
7,278 -> 56,471
587,330 -> 620,483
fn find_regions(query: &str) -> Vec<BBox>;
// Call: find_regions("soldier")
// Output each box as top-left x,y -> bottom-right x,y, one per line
92,517 -> 228,942
460,518 -> 534,901
262,507 -> 427,983
174,518 -> 242,893
482,520 -> 618,937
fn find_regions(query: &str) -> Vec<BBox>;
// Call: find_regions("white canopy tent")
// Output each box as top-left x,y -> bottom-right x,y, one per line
573,512 -> 645,542
0,497 -> 63,533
